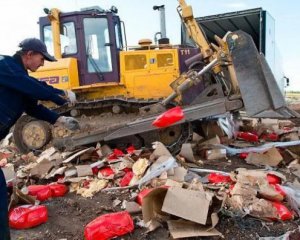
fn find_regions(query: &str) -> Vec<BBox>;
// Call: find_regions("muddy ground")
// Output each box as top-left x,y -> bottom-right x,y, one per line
10,154 -> 300,240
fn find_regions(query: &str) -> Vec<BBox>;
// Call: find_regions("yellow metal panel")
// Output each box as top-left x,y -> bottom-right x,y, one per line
31,49 -> 181,101
47,8 -> 62,59
30,57 -> 79,90
72,82 -> 121,91
119,49 -> 180,99
75,85 -> 128,100
149,49 -> 179,71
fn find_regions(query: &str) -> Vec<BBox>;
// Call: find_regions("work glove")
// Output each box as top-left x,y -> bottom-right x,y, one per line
64,90 -> 77,104
56,116 -> 80,131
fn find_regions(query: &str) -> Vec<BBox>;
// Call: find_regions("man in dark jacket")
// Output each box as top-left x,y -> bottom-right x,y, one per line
0,38 -> 80,240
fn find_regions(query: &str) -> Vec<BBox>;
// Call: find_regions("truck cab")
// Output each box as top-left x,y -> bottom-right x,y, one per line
39,7 -> 123,86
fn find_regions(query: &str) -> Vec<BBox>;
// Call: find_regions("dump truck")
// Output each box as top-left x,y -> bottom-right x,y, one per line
13,0 -> 299,153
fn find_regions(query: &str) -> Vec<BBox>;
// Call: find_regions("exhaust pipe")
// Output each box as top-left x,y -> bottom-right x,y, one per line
153,5 -> 167,43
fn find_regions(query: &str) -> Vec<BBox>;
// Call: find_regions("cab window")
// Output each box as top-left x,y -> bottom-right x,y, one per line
83,18 -> 113,73
43,22 -> 77,55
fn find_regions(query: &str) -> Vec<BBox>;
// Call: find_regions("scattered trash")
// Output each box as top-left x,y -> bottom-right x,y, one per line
208,173 -> 232,184
119,171 -> 134,187
205,148 -> 227,160
267,174 -> 282,184
5,114 -> 300,239
236,131 -> 259,142
137,156 -> 177,188
245,147 -> 283,167
167,219 -> 222,239
136,188 -> 153,205
98,167 -> 114,178
216,140 -> 300,155
162,187 -> 215,225
260,132 -> 279,142
2,163 -> 15,184
71,179 -> 108,198
124,201 -> 142,214
270,201 -> 293,221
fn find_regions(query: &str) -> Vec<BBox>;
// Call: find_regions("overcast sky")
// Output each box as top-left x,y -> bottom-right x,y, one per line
0,0 -> 299,91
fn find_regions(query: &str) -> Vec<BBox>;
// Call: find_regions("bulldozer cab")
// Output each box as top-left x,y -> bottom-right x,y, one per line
39,7 -> 123,85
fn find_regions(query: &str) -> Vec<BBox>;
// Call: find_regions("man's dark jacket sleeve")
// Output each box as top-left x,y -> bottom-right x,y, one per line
0,60 -> 66,105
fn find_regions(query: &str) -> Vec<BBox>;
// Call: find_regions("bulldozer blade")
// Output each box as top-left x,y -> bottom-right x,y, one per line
227,30 -> 300,119
54,97 -> 243,151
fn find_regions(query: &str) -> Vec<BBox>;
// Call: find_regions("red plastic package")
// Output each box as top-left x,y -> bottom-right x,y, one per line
28,184 -> 68,201
122,167 -> 132,173
92,167 -> 100,175
273,184 -> 286,199
126,145 -> 136,154
229,183 -> 235,191
208,173 -> 232,184
98,167 -> 115,177
119,171 -> 134,187
108,149 -> 124,160
27,185 -> 52,201
239,152 -> 249,159
271,201 -> 293,221
49,184 -> 68,197
84,211 -> 134,240
267,174 -> 282,185
9,205 -> 48,229
236,131 -> 259,142
260,132 -> 279,141
152,106 -> 184,128
136,188 -> 153,205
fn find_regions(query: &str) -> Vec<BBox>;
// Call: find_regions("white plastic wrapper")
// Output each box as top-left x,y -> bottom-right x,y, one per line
137,156 -> 177,188
214,140 -> 300,155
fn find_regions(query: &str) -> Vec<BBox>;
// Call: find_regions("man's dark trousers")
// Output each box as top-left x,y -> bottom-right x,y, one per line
0,168 -> 10,240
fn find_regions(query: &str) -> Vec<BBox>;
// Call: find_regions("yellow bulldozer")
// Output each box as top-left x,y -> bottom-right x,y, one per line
13,0 -> 299,153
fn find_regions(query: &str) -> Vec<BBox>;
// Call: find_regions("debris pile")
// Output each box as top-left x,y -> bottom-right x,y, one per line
2,118 -> 300,239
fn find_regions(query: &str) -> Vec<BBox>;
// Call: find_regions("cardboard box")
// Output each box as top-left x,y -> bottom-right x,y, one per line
162,187 -> 213,225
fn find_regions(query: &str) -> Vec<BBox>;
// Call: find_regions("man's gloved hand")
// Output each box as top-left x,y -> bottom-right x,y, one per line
64,90 -> 77,104
56,116 -> 80,131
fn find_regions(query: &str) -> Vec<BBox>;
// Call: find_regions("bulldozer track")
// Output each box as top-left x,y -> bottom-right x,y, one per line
54,97 -> 162,115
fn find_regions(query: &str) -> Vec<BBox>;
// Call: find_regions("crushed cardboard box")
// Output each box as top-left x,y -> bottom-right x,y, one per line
245,147 -> 283,166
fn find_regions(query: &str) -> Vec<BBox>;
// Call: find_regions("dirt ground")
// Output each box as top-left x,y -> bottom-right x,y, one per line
10,154 -> 300,240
